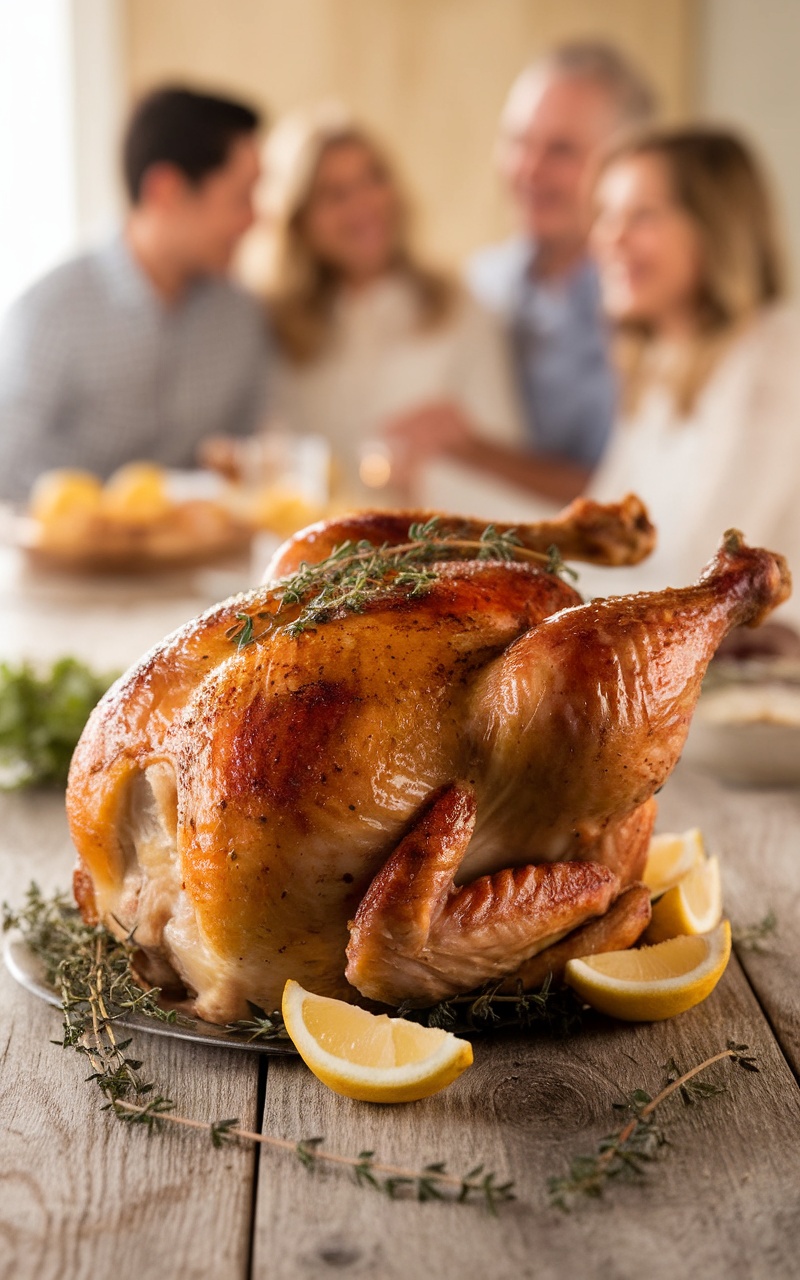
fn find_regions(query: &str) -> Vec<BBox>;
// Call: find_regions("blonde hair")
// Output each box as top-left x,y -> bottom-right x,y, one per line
598,127 -> 788,415
260,104 -> 455,363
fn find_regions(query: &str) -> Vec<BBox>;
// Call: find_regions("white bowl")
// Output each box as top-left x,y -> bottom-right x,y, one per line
683,665 -> 800,787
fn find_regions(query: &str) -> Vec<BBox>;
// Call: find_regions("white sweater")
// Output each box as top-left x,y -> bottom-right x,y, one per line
585,305 -> 800,627
271,275 -> 524,496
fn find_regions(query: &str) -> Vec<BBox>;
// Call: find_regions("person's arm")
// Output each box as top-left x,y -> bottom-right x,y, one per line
384,400 -> 589,504
383,296 -> 589,504
196,299 -> 273,479
0,286 -> 73,501
440,428 -> 591,503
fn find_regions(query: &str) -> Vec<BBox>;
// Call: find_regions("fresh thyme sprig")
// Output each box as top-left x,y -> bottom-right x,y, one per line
225,1006 -> 290,1043
732,909 -> 778,953
4,885 -> 514,1213
547,1044 -> 759,1211
3,883 -> 176,1113
229,518 -> 579,644
401,974 -> 584,1037
113,1104 -> 515,1213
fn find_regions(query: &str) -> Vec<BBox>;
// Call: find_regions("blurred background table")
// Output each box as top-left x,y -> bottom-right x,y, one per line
1,544 -> 799,1280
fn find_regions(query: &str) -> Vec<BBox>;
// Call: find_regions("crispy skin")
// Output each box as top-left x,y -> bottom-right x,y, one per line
462,530 -> 791,871
499,884 -> 653,991
345,783 -> 620,1005
66,515 -> 791,1021
265,494 -> 656,580
575,799 -> 656,886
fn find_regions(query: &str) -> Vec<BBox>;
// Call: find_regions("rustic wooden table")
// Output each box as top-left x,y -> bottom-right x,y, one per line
1,553 -> 799,1280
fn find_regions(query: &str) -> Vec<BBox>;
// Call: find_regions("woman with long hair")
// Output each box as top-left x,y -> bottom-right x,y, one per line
257,104 -> 525,502
587,125 -> 800,642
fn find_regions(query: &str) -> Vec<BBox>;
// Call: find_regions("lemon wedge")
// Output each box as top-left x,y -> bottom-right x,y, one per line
643,828 -> 706,899
30,469 -> 102,523
564,921 -> 731,1021
103,462 -> 170,521
281,979 -> 473,1103
645,855 -> 723,943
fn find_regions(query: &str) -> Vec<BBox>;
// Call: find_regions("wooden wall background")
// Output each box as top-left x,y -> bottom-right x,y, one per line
124,0 -> 696,268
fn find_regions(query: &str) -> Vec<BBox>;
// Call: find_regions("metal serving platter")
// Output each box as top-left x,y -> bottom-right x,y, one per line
3,931 -> 297,1056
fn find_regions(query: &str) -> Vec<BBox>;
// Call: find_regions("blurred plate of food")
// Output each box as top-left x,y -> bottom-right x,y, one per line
15,463 -> 254,574
682,658 -> 800,786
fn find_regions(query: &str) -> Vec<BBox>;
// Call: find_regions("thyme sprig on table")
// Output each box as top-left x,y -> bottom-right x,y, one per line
732,909 -> 779,953
3,885 -> 514,1214
227,518 -> 578,644
547,1044 -> 759,1211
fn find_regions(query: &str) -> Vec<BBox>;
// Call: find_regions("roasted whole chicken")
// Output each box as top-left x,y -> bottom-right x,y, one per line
67,496 -> 791,1022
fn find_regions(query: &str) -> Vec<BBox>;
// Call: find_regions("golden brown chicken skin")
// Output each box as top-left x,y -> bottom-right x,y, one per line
67,511 -> 790,1021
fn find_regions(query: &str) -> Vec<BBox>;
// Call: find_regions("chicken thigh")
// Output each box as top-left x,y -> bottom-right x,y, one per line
67,503 -> 790,1021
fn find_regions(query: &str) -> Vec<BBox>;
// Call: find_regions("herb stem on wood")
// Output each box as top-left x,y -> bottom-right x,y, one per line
4,885 -> 513,1214
548,1043 -> 759,1211
113,1100 -> 514,1211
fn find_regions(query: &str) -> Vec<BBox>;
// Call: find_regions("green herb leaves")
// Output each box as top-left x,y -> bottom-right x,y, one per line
401,974 -> 584,1037
547,1045 -> 759,1211
0,658 -> 115,789
732,909 -> 778,953
6,885 -> 514,1214
229,517 -> 579,647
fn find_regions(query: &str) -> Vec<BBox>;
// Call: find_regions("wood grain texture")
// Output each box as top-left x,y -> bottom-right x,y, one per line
660,764 -> 800,1078
0,790 -> 259,1280
252,954 -> 800,1280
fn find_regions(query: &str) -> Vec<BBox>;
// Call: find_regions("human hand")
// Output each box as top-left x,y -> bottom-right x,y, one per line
382,401 -> 475,494
197,435 -> 244,481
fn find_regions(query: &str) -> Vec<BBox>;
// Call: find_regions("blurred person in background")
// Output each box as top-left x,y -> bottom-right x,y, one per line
391,41 -> 657,504
0,86 -> 269,501
250,105 -> 524,501
588,126 -> 800,648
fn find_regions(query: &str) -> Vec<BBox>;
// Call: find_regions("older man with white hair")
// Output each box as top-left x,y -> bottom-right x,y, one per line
467,42 -> 657,490
386,42 -> 657,504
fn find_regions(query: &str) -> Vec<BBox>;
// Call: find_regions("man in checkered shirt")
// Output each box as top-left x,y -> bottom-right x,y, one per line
0,86 -> 271,500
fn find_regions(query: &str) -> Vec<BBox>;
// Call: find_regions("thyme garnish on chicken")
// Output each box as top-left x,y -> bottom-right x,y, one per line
229,517 -> 579,645
3,885 -> 514,1213
547,1045 -> 759,1211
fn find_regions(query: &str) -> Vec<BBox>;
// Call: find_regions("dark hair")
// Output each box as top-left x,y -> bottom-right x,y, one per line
123,86 -> 261,204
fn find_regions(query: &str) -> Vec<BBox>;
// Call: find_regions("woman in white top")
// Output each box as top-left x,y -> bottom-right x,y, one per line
257,105 -> 524,503
586,126 -> 800,644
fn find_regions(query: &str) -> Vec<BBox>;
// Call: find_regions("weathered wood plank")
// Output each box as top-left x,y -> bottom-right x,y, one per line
253,959 -> 800,1280
0,790 -> 259,1280
253,935 -> 800,1278
659,764 -> 800,1077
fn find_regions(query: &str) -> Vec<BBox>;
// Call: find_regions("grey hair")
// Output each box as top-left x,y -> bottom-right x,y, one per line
527,40 -> 658,126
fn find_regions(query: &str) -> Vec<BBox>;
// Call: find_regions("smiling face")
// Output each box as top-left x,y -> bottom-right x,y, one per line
148,134 -> 261,277
300,139 -> 401,283
497,71 -> 621,251
591,152 -> 704,332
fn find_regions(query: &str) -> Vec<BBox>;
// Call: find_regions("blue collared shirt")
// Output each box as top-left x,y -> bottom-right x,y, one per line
0,235 -> 271,500
467,238 -> 615,468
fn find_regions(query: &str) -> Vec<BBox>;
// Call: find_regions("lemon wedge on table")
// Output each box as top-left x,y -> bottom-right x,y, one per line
564,921 -> 731,1022
645,855 -> 723,943
643,828 -> 706,899
281,980 -> 473,1103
